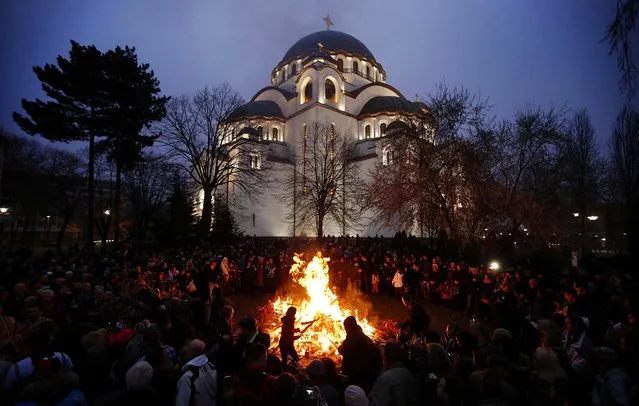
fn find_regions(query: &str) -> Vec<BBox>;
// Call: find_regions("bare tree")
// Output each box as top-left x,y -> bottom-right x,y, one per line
474,106 -> 568,240
605,0 -> 638,98
365,84 -> 491,242
560,110 -> 605,250
122,153 -> 173,245
157,84 -> 269,235
42,149 -> 86,251
609,106 -> 639,256
91,153 -> 115,249
282,122 -> 362,237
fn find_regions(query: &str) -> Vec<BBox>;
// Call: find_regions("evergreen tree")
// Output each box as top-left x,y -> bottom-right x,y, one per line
13,41 -> 107,249
98,45 -> 169,245
166,177 -> 195,242
13,41 -> 168,249
212,193 -> 242,242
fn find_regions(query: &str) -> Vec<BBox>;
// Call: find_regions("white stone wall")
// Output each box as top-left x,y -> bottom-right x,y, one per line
219,56 -> 408,237
232,160 -> 292,237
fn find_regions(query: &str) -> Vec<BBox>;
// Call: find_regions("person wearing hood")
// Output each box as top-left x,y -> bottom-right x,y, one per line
338,316 -> 382,394
176,339 -> 217,406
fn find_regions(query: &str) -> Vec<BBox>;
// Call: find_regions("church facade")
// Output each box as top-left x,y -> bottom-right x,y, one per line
216,29 -> 429,237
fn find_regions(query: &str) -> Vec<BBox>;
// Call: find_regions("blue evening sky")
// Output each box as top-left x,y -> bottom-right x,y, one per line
1,0 -> 636,149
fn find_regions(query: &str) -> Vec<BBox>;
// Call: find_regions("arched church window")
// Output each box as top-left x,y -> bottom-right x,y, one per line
257,126 -> 263,139
337,59 -> 344,72
272,127 -> 279,141
366,65 -> 371,78
364,124 -> 371,139
302,80 -> 313,104
291,63 -> 297,76
325,79 -> 337,103
380,123 -> 387,136
353,61 -> 359,74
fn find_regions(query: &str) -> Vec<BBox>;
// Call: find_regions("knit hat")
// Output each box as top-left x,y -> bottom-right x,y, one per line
344,385 -> 368,406
125,361 -> 153,390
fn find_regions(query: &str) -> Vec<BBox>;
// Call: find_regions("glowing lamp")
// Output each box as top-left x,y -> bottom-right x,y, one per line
104,209 -> 111,216
572,212 -> 580,217
489,261 -> 500,271
587,216 -> 598,221
0,207 -> 7,214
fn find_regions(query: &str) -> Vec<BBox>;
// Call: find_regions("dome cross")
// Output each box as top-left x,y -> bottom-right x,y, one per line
323,14 -> 334,30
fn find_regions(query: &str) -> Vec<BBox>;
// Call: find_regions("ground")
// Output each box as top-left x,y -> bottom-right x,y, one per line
230,292 -> 474,339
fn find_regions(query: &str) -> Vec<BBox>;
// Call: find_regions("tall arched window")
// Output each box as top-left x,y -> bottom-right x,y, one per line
257,126 -> 263,138
291,63 -> 297,76
380,123 -> 387,137
272,127 -> 279,142
364,124 -> 371,139
324,79 -> 337,103
353,61 -> 359,74
337,59 -> 344,72
366,65 -> 371,78
302,79 -> 313,104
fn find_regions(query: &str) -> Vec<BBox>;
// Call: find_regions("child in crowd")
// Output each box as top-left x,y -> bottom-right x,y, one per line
371,271 -> 380,295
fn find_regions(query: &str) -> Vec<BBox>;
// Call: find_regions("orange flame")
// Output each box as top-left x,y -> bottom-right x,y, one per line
268,253 -> 376,357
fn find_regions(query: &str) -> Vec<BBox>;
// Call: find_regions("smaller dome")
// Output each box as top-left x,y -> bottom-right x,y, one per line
385,120 -> 411,136
228,100 -> 284,121
359,96 -> 420,117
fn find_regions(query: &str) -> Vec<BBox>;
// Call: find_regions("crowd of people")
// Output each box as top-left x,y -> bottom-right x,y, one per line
0,236 -> 637,406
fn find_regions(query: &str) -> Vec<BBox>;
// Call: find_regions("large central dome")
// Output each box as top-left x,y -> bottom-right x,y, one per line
280,30 -> 376,64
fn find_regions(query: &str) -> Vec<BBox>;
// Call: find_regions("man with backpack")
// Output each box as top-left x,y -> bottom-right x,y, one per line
176,339 -> 217,406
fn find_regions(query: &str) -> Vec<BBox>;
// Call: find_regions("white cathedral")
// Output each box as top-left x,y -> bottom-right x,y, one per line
213,27 -> 429,237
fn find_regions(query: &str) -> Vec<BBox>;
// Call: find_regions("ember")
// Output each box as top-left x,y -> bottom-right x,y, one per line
261,253 -> 383,360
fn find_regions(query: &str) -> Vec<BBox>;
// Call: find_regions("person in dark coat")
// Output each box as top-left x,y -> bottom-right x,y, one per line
279,307 -> 301,368
338,316 -> 382,393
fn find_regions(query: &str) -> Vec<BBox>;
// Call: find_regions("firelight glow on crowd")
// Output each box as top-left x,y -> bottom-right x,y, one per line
0,235 -> 637,406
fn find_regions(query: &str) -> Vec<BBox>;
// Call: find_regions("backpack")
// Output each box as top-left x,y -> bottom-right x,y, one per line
181,361 -> 215,406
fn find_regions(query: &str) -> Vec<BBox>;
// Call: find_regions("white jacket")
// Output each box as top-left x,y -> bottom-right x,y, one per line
392,272 -> 403,288
176,354 -> 217,406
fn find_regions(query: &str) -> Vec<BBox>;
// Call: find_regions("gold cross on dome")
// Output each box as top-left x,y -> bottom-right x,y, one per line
323,14 -> 333,30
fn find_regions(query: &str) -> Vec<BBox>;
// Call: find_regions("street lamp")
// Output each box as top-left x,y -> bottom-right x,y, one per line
489,261 -> 500,271
572,212 -> 580,217
587,216 -> 598,221
104,209 -> 111,216
0,207 -> 8,214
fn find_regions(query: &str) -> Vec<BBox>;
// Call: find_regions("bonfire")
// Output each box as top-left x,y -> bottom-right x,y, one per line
260,253 -> 381,359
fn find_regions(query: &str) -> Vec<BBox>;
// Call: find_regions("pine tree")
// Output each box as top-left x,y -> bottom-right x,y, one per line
212,194 -> 242,242
98,45 -> 169,245
166,177 -> 195,242
13,41 -> 107,249
13,41 -> 168,249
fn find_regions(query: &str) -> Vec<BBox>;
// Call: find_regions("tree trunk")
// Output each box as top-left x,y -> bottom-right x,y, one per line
628,199 -> 639,263
56,212 -> 71,254
87,131 -> 95,251
113,161 -> 122,247
200,186 -> 213,237
316,213 -> 324,238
